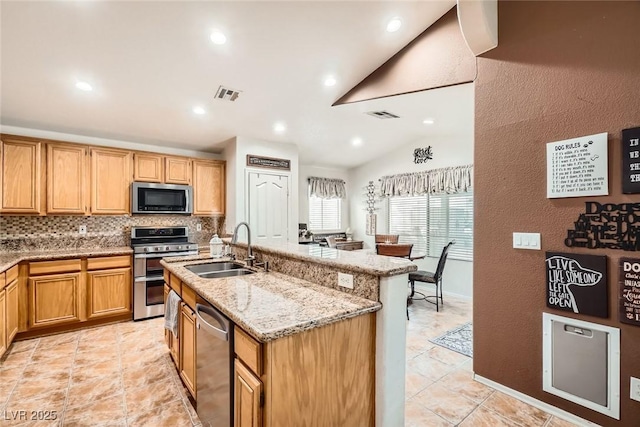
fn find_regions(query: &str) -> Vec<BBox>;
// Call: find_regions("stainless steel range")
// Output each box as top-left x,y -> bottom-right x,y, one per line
131,226 -> 198,320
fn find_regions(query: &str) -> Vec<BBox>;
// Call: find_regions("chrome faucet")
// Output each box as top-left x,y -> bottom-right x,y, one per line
232,222 -> 254,265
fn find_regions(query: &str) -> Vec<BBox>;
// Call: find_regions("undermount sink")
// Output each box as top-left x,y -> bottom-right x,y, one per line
198,269 -> 255,279
186,262 -> 245,275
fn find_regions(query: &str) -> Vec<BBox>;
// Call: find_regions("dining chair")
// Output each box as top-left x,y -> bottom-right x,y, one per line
375,234 -> 399,244
375,243 -> 413,257
408,241 -> 455,312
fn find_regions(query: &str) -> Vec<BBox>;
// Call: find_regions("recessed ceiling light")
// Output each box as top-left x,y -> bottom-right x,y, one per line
193,106 -> 206,115
351,137 -> 363,147
423,118 -> 435,125
324,76 -> 337,87
386,17 -> 402,33
274,122 -> 286,133
210,30 -> 227,45
75,81 -> 93,92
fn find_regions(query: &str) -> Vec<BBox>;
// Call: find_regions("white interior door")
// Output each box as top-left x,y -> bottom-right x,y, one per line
248,172 -> 289,245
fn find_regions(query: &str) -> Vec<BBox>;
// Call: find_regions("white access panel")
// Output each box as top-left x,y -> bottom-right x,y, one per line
542,313 -> 620,420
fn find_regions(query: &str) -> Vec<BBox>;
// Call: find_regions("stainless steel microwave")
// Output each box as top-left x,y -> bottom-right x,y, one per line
132,182 -> 193,214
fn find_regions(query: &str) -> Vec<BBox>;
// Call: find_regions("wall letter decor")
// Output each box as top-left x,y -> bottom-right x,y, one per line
546,252 -> 608,318
413,146 -> 433,164
565,202 -> 640,251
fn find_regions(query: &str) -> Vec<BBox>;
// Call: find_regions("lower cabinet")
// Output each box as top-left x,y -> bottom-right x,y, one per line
180,302 -> 197,399
6,279 -> 18,343
164,284 -> 180,368
87,267 -> 131,319
234,359 -> 263,427
0,287 -> 6,356
29,272 -> 83,328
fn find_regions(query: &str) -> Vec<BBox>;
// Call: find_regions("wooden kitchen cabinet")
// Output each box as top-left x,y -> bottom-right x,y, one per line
164,284 -> 180,368
192,159 -> 225,215
0,136 -> 43,214
234,359 -> 263,427
86,267 -> 131,319
47,143 -> 88,214
29,271 -> 83,328
90,148 -> 132,214
134,153 -> 163,183
6,274 -> 19,345
180,302 -> 197,399
165,157 -> 191,185
0,273 -> 6,357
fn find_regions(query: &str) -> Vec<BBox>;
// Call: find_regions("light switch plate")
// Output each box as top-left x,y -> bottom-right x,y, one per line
631,377 -> 640,402
513,232 -> 541,250
196,223 -> 202,231
78,225 -> 87,235
338,272 -> 354,289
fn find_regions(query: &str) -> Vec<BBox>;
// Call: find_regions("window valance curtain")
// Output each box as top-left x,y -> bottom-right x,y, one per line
379,165 -> 473,197
308,177 -> 347,199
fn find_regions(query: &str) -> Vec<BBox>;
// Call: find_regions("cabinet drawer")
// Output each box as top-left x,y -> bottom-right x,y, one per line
30,259 -> 81,275
87,255 -> 131,271
182,284 -> 196,311
235,326 -> 263,376
6,265 -> 19,284
169,273 -> 182,294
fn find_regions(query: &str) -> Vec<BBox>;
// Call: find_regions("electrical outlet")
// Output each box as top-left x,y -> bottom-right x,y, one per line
631,377 -> 640,402
338,272 -> 353,289
78,225 -> 87,235
196,223 -> 202,231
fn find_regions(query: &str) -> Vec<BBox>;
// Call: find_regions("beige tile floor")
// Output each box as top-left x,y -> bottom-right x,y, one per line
406,293 -> 579,427
0,294 -> 580,427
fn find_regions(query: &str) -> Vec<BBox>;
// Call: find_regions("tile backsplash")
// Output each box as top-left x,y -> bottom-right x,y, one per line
0,215 -> 225,252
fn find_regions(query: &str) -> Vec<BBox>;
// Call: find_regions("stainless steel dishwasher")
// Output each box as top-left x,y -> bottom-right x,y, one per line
196,296 -> 234,427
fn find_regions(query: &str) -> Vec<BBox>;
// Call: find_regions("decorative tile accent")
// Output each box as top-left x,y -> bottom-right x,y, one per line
0,215 -> 225,252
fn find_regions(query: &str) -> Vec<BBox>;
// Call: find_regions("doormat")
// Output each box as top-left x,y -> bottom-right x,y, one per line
429,322 -> 473,358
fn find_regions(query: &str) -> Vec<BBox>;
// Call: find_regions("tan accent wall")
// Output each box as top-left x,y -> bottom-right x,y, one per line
333,7 -> 475,105
474,1 -> 640,425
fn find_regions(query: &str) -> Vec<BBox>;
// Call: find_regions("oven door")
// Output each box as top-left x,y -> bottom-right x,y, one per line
133,276 -> 165,320
132,182 -> 192,214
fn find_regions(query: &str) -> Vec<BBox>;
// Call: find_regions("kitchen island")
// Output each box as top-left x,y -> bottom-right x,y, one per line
163,241 -> 416,427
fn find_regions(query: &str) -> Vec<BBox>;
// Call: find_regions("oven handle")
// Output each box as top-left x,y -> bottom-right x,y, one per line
195,303 -> 228,341
134,251 -> 198,259
134,275 -> 165,283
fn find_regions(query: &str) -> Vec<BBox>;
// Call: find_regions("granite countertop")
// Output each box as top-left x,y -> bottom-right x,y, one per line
161,256 -> 381,342
225,240 -> 418,277
0,247 -> 134,274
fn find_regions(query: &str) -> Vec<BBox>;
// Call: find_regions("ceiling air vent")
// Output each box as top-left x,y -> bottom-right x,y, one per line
365,110 -> 400,119
215,85 -> 241,102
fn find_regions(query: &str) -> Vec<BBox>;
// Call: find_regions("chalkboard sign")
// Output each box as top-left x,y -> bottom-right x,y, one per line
246,155 -> 291,171
622,127 -> 640,194
619,258 -> 640,326
546,252 -> 608,318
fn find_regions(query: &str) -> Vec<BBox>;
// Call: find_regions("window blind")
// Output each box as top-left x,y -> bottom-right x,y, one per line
309,196 -> 341,231
387,191 -> 473,261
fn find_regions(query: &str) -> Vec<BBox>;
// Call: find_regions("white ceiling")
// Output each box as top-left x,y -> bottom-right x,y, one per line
0,1 -> 472,169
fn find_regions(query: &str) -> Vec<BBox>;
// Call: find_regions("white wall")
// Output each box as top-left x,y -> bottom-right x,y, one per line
298,165 -> 350,233
223,136 -> 299,243
348,135 -> 474,298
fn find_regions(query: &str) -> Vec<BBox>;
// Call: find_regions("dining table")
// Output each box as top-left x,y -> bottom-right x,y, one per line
354,247 -> 426,261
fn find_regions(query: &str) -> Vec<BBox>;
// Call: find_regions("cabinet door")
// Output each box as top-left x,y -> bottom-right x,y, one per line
134,153 -> 163,183
0,289 -> 6,357
193,160 -> 225,215
90,148 -> 132,214
179,303 -> 197,399
164,284 -> 171,348
29,272 -> 83,328
47,144 -> 88,214
6,280 -> 18,345
165,157 -> 191,185
234,359 -> 262,427
87,268 -> 131,319
0,137 -> 42,214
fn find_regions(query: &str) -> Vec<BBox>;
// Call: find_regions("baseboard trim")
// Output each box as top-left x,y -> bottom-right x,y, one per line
473,374 -> 601,427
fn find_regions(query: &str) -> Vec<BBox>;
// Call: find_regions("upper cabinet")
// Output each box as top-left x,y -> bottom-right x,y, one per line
0,137 -> 43,214
47,144 -> 88,214
165,157 -> 191,185
133,153 -> 163,183
90,148 -> 132,215
193,160 -> 225,216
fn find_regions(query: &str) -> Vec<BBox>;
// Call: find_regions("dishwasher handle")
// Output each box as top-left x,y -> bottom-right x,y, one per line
196,303 -> 229,341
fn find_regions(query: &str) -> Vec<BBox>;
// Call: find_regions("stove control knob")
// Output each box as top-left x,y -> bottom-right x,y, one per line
144,247 -> 149,252
165,246 -> 170,251
154,247 -> 160,251
177,246 -> 182,250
